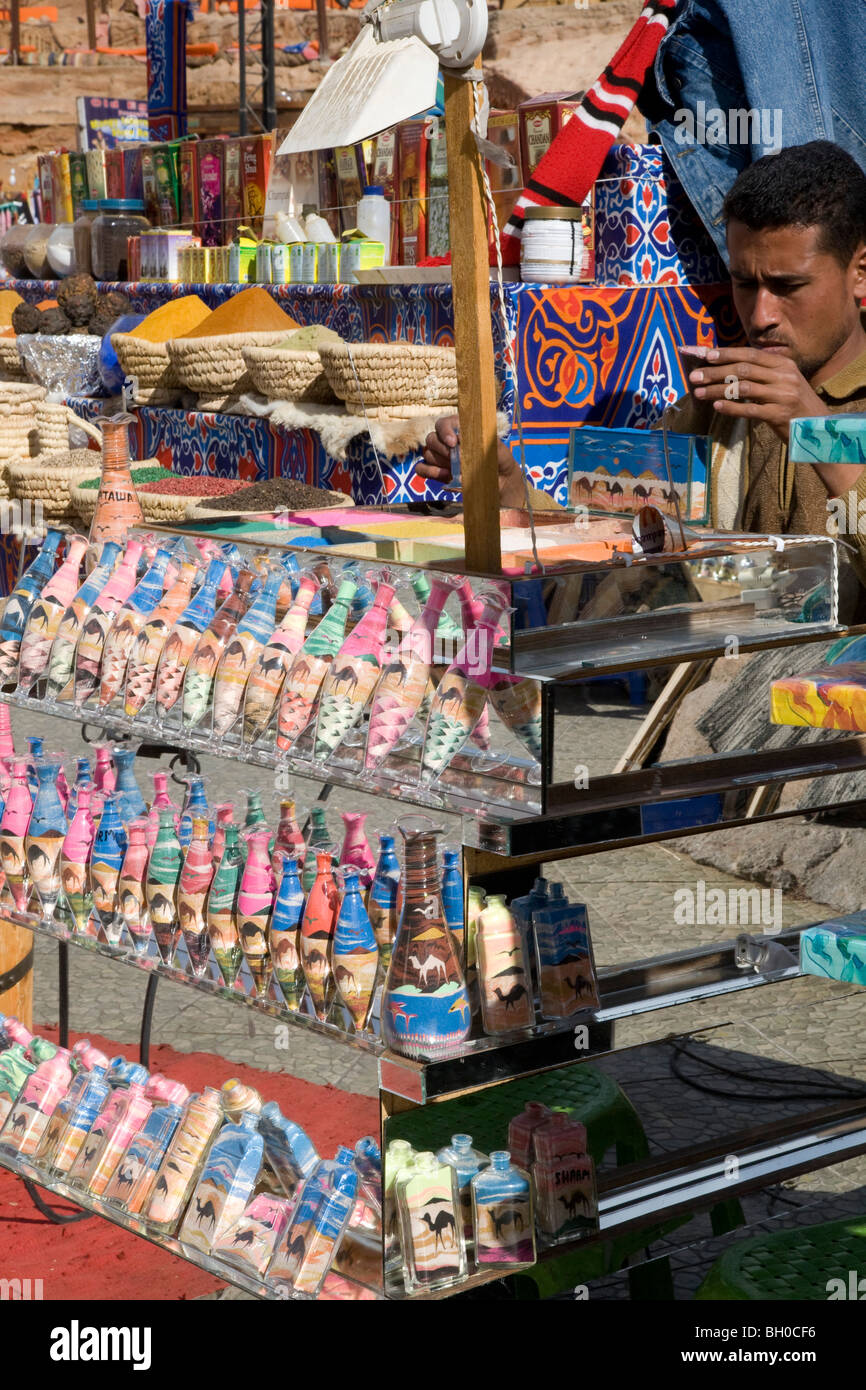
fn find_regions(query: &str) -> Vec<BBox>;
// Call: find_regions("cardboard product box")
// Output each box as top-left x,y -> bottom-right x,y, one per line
317,241 -> 340,284
122,147 -> 144,204
224,139 -> 244,243
139,230 -> 158,280
139,147 -> 161,226
68,153 -> 89,219
341,237 -> 385,284
371,129 -> 400,265
228,241 -> 256,283
397,121 -> 428,266
485,109 -> 523,252
37,154 -> 56,224
127,235 -> 141,283
104,149 -> 125,202
164,230 -> 200,282
263,134 -> 317,239
426,124 -> 449,259
241,133 -> 274,238
197,139 -> 225,248
152,145 -> 180,227
316,148 -> 340,238
85,147 -> 108,204
334,144 -> 364,233
519,92 -> 582,181
53,153 -> 74,223
178,141 -> 200,236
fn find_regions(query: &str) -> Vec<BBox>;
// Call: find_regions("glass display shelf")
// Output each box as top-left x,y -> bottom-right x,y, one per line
0,1149 -> 379,1301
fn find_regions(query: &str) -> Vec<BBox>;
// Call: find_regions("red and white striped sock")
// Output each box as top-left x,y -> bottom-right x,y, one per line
499,0 -> 678,265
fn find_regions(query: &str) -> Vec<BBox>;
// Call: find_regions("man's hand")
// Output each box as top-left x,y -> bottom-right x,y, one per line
419,415 -> 528,509
688,346 -> 824,443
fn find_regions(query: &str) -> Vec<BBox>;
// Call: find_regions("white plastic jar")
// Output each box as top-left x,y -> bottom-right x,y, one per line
355,186 -> 391,264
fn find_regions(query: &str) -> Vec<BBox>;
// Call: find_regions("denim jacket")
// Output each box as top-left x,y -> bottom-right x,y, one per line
639,0 -> 866,263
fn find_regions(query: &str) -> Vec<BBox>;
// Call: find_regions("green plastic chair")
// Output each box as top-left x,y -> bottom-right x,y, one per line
696,1216 -> 866,1300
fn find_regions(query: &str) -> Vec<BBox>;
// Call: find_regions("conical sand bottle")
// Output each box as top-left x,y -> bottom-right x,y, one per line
302,805 -> 330,894
270,853 -> 305,1011
60,783 -> 96,935
212,566 -> 285,738
178,815 -> 214,977
178,774 -> 211,851
420,592 -> 506,785
207,822 -> 244,987
243,572 -> 318,743
365,579 -> 453,773
210,802 -> 234,870
313,576 -> 395,760
18,536 -> 88,691
381,820 -> 471,1059
146,771 -> 179,851
88,792 -> 127,944
113,747 -> 146,823
367,833 -> 401,974
88,413 -> 143,546
182,568 -> 256,730
276,577 -> 358,752
236,828 -> 275,997
339,811 -> 376,892
46,540 -> 122,703
124,560 -> 198,717
0,529 -> 64,683
0,760 -> 31,912
333,867 -> 379,1032
117,818 -> 150,956
73,539 -> 144,706
145,807 -> 183,964
25,757 -> 67,921
270,799 -> 304,877
97,545 -> 172,708
441,849 -> 464,965
155,557 -> 226,717
299,849 -> 339,1021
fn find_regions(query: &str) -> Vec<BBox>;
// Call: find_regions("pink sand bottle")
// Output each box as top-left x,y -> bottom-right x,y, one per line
270,798 -> 304,877
339,811 -> 376,892
313,575 -> 396,760
300,849 -> 340,1021
73,539 -> 144,707
236,828 -> 275,998
146,770 -> 179,850
365,577 -> 453,772
68,1079 -> 152,1195
18,536 -> 88,691
118,819 -> 151,956
507,1102 -> 554,1170
145,1086 -> 225,1232
476,894 -> 534,1034
242,572 -> 319,744
210,802 -> 234,869
60,783 -> 97,936
91,742 -> 116,820
178,814 -> 215,978
0,1047 -> 74,1156
0,759 -> 32,912
532,1115 -> 597,1243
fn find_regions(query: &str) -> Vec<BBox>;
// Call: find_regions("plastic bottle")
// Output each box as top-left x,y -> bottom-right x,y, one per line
303,211 -> 336,244
355,186 -> 391,262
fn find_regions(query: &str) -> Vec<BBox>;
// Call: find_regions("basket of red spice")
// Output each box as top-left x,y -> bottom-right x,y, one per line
71,465 -> 247,526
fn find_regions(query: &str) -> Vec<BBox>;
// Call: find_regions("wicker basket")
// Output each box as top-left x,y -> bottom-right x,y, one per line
71,464 -> 219,527
241,344 -> 336,404
0,383 -> 48,461
166,330 -> 290,394
318,342 -> 458,416
111,332 -> 183,400
0,338 -> 26,382
6,448 -> 100,521
35,404 -> 103,457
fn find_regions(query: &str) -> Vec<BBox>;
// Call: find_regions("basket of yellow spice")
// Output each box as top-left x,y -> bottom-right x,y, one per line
0,290 -> 26,382
112,294 -> 212,403
166,288 -> 301,396
241,324 -> 342,404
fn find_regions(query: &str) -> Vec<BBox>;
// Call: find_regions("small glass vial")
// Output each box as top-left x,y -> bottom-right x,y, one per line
471,1150 -> 535,1269
436,1133 -> 487,1250
384,1138 -> 414,1271
395,1150 -> 466,1294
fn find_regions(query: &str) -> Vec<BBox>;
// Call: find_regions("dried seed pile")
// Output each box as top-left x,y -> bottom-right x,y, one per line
200,478 -> 347,512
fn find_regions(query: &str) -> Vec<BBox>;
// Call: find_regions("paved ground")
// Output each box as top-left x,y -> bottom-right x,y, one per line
15,683 -> 866,1301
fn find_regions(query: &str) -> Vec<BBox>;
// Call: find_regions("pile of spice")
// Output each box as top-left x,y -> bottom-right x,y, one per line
199,477 -> 349,511
137,476 -> 246,496
79,464 -> 169,490
128,294 -> 211,343
0,289 -> 23,337
179,287 -> 299,339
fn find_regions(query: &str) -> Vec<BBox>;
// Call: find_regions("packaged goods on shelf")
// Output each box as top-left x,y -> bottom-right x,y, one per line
397,122 -> 428,266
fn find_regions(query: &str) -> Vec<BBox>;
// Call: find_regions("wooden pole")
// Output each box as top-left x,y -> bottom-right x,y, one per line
443,66 -> 501,574
10,0 -> 20,66
85,0 -> 97,53
315,0 -> 328,59
0,917 -> 33,1029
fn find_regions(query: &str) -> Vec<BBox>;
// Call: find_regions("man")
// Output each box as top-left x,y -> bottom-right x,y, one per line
420,141 -> 866,566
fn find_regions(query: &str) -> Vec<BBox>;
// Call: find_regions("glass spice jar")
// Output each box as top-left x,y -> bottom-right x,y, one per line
91,199 -> 150,281
72,199 -> 100,279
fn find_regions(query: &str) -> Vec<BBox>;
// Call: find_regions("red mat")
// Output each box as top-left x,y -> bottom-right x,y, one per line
0,1028 -> 379,1301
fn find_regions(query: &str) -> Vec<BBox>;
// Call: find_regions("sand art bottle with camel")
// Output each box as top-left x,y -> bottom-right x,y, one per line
242,572 -> 319,745
532,1114 -> 598,1244
18,535 -> 88,692
0,758 -> 32,913
332,866 -> 379,1032
60,782 -> 97,935
145,1086 -> 224,1233
178,814 -> 215,977
381,819 -> 470,1059
476,894 -> 534,1034
182,567 -> 257,731
45,541 -> 122,703
471,1150 -> 535,1269
313,574 -> 396,761
269,853 -> 306,1012
299,848 -> 340,1020
211,566 -> 284,738
396,1150 -> 466,1293
276,575 -> 358,752
236,828 -> 276,998
177,1109 -> 264,1255
145,807 -> 183,965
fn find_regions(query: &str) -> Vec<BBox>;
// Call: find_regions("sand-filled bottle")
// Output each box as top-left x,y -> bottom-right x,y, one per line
0,529 -> 64,684
270,798 -> 304,876
396,1151 -> 466,1293
471,1150 -> 535,1268
60,783 -> 96,935
40,1063 -> 111,1176
102,1099 -> 184,1214
313,576 -> 396,760
117,818 -> 150,955
123,560 -> 198,716
182,568 -> 256,731
242,572 -> 318,743
145,770 -> 179,851
178,815 -> 214,978
236,828 -> 275,998
178,1111 -> 264,1254
270,853 -> 306,1012
155,556 -> 226,717
381,821 -> 471,1059
89,792 -> 127,945
206,822 -> 244,987
145,1086 -> 224,1232
112,746 -> 146,824
88,412 -> 143,544
437,1133 -> 487,1248
0,759 -> 32,912
420,592 -> 505,785
178,774 -> 211,851
97,545 -> 172,708
302,805 -> 330,895
25,757 -> 67,921
333,867 -> 379,1032
338,811 -> 375,891
68,1079 -> 152,1197
441,849 -> 464,965
212,566 -> 285,738
300,849 -> 339,1021
45,541 -> 122,702
0,1047 -> 73,1157
276,576 -> 358,752
18,536 -> 88,692
73,539 -> 144,707
476,894 -> 534,1034
209,801 -> 234,869
367,833 -> 401,975
365,578 -> 453,773
145,806 -> 183,965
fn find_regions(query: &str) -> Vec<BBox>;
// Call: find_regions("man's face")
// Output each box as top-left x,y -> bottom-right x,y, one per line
726,220 -> 866,379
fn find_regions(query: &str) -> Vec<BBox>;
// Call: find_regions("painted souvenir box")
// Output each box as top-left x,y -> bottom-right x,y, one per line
800,916 -> 866,987
593,143 -> 727,288
770,664 -> 866,731
790,414 -> 866,466
567,425 -> 711,524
